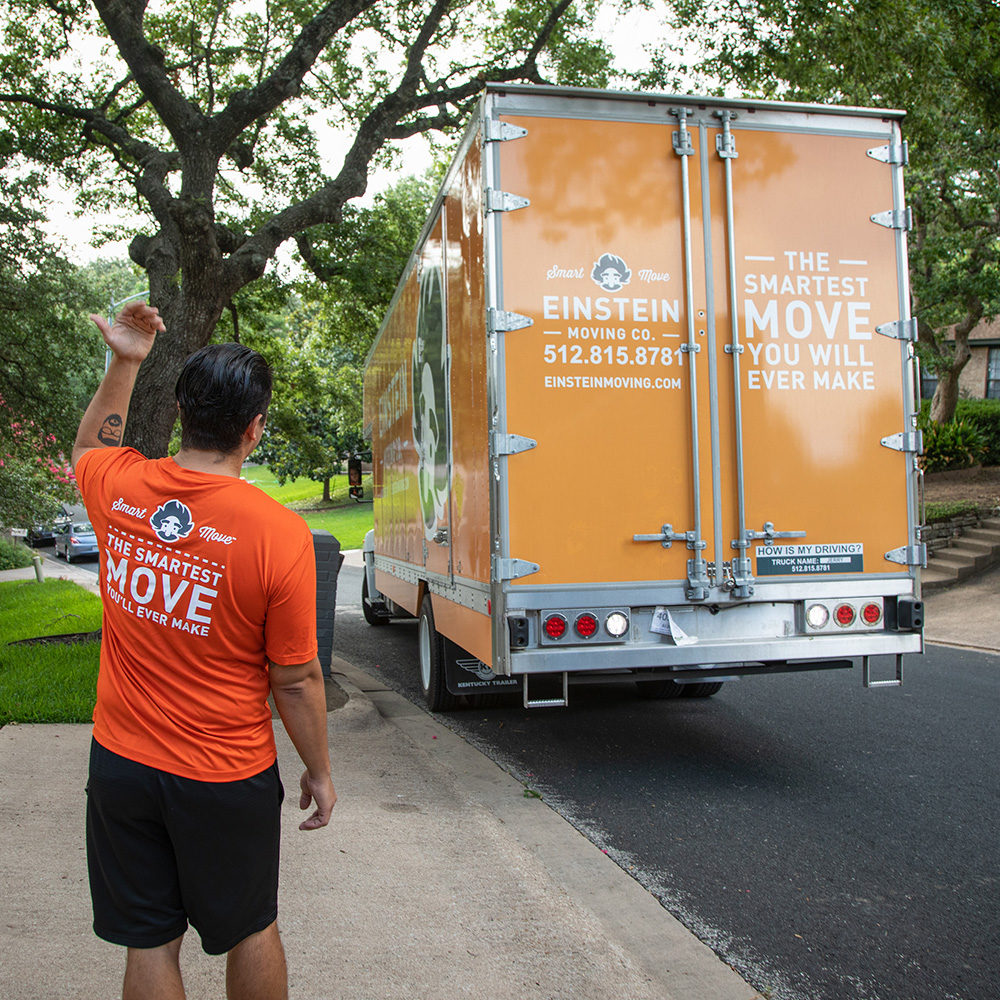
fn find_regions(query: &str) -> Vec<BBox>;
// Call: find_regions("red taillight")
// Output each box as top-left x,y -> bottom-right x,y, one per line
543,614 -> 567,640
861,603 -> 882,625
575,613 -> 598,638
834,603 -> 856,627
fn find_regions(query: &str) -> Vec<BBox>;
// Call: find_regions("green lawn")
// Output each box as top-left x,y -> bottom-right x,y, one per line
244,464 -> 373,549
0,580 -> 103,724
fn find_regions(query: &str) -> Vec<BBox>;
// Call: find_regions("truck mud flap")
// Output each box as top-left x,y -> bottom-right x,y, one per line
442,636 -> 521,696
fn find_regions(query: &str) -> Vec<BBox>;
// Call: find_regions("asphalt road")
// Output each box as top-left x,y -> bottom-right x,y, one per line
333,562 -> 999,1000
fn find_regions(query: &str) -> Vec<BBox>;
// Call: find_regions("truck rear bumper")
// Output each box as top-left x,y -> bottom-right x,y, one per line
508,631 -> 923,675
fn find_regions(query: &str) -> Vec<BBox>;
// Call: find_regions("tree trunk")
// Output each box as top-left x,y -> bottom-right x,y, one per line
323,477 -> 331,502
927,307 -> 980,423
123,258 -> 229,457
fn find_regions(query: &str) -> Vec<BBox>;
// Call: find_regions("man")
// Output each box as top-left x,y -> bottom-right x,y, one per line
72,301 -> 336,1000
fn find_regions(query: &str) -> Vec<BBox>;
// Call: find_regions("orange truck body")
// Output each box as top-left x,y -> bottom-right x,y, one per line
362,84 -> 924,706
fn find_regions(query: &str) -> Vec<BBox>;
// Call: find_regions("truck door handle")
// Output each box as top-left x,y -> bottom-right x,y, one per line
432,528 -> 450,545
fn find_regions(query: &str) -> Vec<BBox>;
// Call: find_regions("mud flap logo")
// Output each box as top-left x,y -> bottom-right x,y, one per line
443,642 -> 519,695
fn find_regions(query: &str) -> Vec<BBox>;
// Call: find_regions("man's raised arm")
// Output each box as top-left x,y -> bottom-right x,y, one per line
72,302 -> 165,467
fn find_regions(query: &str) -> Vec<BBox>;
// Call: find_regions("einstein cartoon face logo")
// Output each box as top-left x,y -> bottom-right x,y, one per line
150,500 -> 195,543
591,252 -> 632,292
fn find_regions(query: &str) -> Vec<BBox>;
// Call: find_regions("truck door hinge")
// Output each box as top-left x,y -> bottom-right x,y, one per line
494,557 -> 540,581
484,120 -> 528,143
715,132 -> 738,159
871,207 -> 913,231
885,544 -> 927,568
492,432 -> 537,456
867,141 -> 909,166
488,308 -> 533,333
486,189 -> 530,213
881,430 -> 923,454
670,107 -> 695,156
876,318 -> 918,342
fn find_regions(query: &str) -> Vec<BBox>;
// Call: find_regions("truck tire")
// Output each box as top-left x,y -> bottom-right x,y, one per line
681,681 -> 724,698
418,595 -> 458,712
361,575 -> 390,627
634,678 -> 684,699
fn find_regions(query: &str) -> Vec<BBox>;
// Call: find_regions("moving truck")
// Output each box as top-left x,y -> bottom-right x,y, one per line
361,83 -> 925,710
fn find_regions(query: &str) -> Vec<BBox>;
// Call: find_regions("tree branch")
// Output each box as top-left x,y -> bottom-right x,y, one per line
211,0 -> 379,155
92,0 -> 204,151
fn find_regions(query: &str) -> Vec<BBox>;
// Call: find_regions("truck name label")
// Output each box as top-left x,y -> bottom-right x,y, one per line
756,543 -> 864,575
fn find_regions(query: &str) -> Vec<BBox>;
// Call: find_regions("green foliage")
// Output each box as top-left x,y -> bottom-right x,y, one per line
0,536 -> 33,570
924,499 -> 988,524
0,172 -> 106,452
918,414 -> 986,473
954,399 -> 1000,466
0,402 -> 79,530
920,398 -> 1000,466
245,175 -> 434,483
652,0 -> 1000,422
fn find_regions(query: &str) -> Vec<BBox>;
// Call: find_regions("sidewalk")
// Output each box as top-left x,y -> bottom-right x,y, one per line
0,659 -> 759,1000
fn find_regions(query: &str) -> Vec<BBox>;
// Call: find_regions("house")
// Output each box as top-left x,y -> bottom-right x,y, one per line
920,315 -> 1000,401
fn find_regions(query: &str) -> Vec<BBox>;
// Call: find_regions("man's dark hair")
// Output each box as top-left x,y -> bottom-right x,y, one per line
175,343 -> 273,454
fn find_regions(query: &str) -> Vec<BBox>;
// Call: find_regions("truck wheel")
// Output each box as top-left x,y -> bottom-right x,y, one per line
634,678 -> 684,699
362,576 -> 390,627
681,682 -> 724,698
418,595 -> 458,712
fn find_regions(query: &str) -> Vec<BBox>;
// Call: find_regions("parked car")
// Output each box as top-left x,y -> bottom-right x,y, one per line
54,520 -> 99,563
26,524 -> 56,546
25,504 -> 72,546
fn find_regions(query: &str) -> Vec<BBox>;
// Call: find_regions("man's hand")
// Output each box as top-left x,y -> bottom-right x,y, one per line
88,301 -> 165,364
298,770 -> 337,831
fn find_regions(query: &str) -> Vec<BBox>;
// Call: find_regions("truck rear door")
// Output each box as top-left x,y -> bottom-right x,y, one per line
488,92 -> 918,601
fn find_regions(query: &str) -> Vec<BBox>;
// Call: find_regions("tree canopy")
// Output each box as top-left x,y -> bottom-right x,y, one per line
652,0 -> 1000,421
0,0 -> 616,456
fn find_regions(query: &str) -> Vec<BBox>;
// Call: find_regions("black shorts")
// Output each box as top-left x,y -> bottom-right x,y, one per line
86,738 -> 284,955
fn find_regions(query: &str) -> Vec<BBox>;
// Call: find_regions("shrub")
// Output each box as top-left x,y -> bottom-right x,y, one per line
956,399 -> 1000,466
918,415 -> 986,472
0,536 -> 33,570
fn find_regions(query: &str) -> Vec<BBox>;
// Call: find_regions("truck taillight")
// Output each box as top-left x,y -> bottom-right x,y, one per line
574,613 -> 598,638
806,604 -> 829,629
543,614 -> 567,640
861,602 -> 882,625
605,612 -> 629,637
834,603 -> 856,627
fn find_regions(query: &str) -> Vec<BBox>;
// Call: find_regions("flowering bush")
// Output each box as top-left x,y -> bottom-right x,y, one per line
0,397 -> 80,530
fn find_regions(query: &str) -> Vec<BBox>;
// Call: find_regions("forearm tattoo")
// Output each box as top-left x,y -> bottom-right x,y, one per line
98,414 -> 124,446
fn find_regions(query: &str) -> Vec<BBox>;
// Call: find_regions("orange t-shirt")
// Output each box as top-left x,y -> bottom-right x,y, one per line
76,448 -> 318,781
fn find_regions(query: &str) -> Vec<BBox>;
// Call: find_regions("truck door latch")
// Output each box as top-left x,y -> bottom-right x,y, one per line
734,522 -> 807,548
633,524 -> 706,550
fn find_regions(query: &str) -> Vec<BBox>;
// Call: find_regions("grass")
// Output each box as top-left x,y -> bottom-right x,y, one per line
244,464 -> 373,549
0,580 -> 103,724
0,579 -> 103,643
